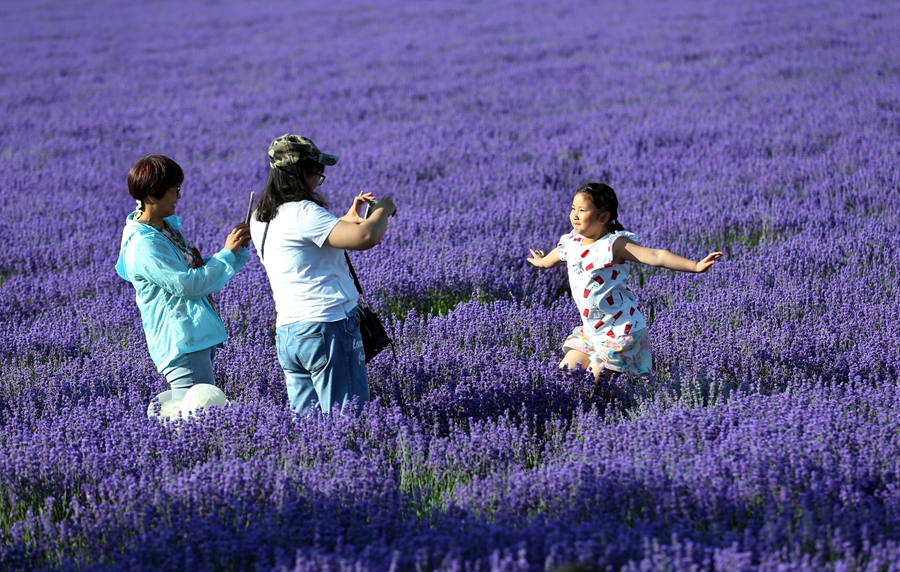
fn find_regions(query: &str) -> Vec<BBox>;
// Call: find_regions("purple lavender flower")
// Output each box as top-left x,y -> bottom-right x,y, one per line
1,0 -> 899,569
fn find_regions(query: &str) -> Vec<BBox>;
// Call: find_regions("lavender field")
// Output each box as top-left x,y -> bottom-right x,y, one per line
2,0 -> 900,570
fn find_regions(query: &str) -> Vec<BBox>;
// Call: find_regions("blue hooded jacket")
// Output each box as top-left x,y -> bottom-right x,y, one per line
115,213 -> 249,371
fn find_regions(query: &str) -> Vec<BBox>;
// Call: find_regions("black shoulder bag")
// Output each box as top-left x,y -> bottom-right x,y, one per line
344,252 -> 395,363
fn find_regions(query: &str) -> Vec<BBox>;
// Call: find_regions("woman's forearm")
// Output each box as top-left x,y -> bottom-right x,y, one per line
358,210 -> 390,248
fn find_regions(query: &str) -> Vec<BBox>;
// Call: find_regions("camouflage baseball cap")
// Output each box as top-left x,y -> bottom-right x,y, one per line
268,134 -> 339,170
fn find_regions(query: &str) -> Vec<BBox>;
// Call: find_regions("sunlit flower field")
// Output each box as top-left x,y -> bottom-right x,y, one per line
2,0 -> 899,570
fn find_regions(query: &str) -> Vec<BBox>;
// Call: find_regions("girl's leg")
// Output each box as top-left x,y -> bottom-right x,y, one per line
559,348 -> 593,372
585,330 -> 652,403
560,349 -> 623,402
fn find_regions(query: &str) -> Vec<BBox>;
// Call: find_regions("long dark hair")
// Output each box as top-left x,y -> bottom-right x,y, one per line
254,160 -> 327,223
576,181 -> 625,233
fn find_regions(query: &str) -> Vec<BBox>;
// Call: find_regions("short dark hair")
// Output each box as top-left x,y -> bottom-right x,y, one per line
127,155 -> 184,201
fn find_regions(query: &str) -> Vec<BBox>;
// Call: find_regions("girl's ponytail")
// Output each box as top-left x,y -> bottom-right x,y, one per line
576,181 -> 626,233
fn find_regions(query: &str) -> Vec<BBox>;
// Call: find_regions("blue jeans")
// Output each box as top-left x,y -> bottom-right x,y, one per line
275,307 -> 368,415
161,345 -> 218,400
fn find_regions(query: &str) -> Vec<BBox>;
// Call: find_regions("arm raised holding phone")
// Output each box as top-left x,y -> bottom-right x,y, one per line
218,190 -> 254,255
327,192 -> 397,250
224,224 -> 251,255
216,191 -> 254,255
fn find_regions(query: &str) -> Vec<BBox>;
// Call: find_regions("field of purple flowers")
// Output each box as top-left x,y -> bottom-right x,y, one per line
2,0 -> 900,570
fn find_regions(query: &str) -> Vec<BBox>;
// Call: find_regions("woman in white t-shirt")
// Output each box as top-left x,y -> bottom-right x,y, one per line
249,134 -> 396,415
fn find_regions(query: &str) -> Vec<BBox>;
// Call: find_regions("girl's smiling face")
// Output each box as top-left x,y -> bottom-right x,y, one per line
570,192 -> 610,240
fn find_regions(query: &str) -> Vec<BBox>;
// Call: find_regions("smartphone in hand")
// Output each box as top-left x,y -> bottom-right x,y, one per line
243,191 -> 255,225
362,201 -> 371,219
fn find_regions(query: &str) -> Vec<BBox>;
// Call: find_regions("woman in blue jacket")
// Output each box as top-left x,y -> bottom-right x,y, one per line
116,155 -> 250,396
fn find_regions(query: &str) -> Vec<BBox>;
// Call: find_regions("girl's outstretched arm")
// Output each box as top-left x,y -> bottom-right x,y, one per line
614,237 -> 722,273
527,247 -> 562,268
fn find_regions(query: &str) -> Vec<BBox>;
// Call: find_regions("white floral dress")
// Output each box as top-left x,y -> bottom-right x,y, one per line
556,230 -> 652,375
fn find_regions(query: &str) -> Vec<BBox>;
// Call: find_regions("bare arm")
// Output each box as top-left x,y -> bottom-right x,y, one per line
527,247 -> 563,268
614,236 -> 722,273
325,196 -> 397,251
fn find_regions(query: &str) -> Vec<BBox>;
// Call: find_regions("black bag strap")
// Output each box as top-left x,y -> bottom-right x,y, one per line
344,251 -> 365,296
345,250 -> 395,361
260,222 -> 270,261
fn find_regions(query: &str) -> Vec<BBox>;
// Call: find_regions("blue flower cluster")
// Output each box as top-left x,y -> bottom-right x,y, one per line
1,0 -> 899,570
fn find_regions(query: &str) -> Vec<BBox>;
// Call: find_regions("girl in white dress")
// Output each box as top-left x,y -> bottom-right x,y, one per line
527,182 -> 722,389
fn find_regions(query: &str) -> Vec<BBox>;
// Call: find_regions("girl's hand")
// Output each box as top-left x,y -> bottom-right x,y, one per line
225,223 -> 251,254
527,249 -> 545,266
694,252 -> 724,273
527,248 -> 561,268
343,192 -> 376,223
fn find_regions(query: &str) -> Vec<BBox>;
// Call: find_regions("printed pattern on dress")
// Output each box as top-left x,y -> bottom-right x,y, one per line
556,230 -> 647,340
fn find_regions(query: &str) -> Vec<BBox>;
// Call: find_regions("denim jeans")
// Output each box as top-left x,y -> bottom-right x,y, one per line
161,345 -> 218,400
275,307 -> 368,415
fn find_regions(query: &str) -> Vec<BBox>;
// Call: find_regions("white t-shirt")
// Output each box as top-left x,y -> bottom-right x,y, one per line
250,201 -> 359,326
556,230 -> 647,339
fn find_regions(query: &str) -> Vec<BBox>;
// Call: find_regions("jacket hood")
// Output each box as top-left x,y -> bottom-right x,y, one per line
115,213 -> 184,282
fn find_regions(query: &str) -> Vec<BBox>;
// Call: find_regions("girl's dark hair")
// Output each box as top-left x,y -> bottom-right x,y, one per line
127,155 -> 184,201
576,181 -> 625,233
254,160 -> 327,223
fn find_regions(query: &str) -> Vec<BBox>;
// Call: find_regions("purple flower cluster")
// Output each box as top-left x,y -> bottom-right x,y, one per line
2,0 -> 900,569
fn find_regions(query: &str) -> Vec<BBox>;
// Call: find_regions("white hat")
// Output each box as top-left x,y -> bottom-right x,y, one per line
147,384 -> 228,420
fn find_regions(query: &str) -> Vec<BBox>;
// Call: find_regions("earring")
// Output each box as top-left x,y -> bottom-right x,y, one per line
135,199 -> 144,217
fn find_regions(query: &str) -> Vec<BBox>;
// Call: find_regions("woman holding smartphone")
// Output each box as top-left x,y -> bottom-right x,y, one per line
249,134 -> 396,416
116,155 -> 251,402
